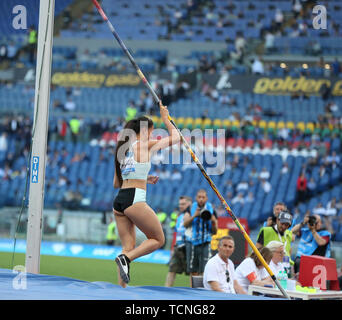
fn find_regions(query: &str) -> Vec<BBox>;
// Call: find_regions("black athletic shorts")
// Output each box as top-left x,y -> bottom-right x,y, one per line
113,188 -> 146,213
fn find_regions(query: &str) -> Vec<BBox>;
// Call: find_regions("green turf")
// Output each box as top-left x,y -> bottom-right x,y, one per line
0,252 -> 190,287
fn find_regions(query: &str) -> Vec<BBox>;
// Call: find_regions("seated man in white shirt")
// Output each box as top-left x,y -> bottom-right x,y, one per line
259,168 -> 270,180
203,236 -> 246,294
312,203 -> 326,216
232,193 -> 245,205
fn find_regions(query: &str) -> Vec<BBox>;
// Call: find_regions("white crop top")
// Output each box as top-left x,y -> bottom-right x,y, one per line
120,141 -> 151,180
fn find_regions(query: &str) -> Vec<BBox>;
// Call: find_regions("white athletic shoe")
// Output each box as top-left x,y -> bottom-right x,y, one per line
115,254 -> 130,284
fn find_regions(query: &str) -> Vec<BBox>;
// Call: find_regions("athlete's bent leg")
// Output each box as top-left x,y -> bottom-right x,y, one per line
123,202 -> 165,262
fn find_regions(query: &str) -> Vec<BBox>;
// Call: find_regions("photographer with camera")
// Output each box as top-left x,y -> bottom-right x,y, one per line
256,211 -> 294,276
292,214 -> 332,274
183,189 -> 218,285
263,202 -> 287,227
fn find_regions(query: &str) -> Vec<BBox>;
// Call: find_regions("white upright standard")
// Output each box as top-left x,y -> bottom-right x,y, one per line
25,0 -> 55,274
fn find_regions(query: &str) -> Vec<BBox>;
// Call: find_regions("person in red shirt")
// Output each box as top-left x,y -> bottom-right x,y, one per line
296,172 -> 307,203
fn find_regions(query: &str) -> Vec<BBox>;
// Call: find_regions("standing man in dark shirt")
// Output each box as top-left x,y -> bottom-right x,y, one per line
165,195 -> 192,287
183,189 -> 218,286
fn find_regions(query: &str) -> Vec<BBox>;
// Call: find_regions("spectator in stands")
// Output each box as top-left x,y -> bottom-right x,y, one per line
60,163 -> 67,175
327,151 -> 340,165
274,9 -> 284,31
318,164 -> 326,178
27,25 -> 37,64
264,31 -> 275,54
106,216 -> 117,246
249,167 -> 258,180
6,41 -> 18,62
251,57 -> 264,75
261,179 -> 271,193
175,82 -> 189,101
232,31 -> 246,63
289,23 -> 300,38
165,196 -> 192,287
232,193 -> 245,205
292,214 -> 332,274
331,58 -> 341,76
69,117 -> 81,144
245,192 -> 255,203
64,97 -> 76,112
79,49 -> 92,64
5,152 -> 15,168
62,190 -> 82,210
236,180 -> 248,192
97,50 -> 113,69
0,164 -> 12,181
305,40 -> 322,56
321,82 -> 332,101
257,211 -> 293,266
219,92 -> 237,107
259,167 -> 270,180
291,90 -> 309,101
57,119 -> 68,141
0,132 -> 8,152
170,169 -> 182,181
336,199 -> 342,212
161,80 -> 175,106
183,189 -> 218,286
125,102 -> 137,121
0,44 -> 7,63
307,177 -> 317,196
292,207 -> 301,226
281,163 -> 289,175
231,154 -> 241,169
292,0 -> 302,19
62,7 -> 72,29
159,168 -> 171,180
235,247 -> 274,293
71,152 -> 82,163
214,204 -> 225,217
53,99 -> 65,112
203,236 -> 246,294
58,176 -> 69,187
323,198 -> 338,236
296,171 -> 307,203
225,179 -> 234,194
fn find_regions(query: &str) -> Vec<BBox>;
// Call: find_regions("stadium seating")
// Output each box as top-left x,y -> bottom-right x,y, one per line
2,84 -> 342,128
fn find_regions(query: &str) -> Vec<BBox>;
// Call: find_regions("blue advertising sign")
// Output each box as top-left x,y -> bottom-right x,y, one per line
0,239 -> 170,264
